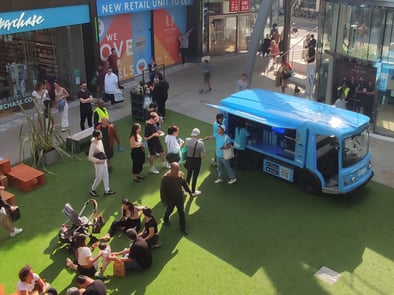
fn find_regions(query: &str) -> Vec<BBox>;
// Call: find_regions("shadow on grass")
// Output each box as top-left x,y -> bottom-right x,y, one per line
1,112 -> 394,295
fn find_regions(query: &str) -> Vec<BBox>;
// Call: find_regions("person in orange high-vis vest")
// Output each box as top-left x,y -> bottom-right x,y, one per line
96,117 -> 120,173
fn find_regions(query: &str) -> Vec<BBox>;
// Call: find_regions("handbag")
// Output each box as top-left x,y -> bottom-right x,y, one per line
166,140 -> 180,163
94,152 -> 107,160
92,213 -> 105,234
184,141 -> 198,170
114,89 -> 124,103
223,136 -> 234,160
166,152 -> 180,163
10,207 -> 21,222
58,99 -> 65,112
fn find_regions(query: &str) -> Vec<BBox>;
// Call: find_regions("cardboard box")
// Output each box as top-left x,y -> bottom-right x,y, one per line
113,261 -> 125,277
0,174 -> 8,188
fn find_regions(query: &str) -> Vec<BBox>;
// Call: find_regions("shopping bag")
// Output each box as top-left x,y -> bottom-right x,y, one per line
223,147 -> 234,160
113,260 -> 125,277
114,89 -> 124,103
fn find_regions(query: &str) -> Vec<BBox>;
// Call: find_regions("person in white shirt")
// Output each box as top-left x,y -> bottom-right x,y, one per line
88,130 -> 115,197
236,73 -> 249,91
164,125 -> 183,168
104,68 -> 119,105
335,91 -> 347,110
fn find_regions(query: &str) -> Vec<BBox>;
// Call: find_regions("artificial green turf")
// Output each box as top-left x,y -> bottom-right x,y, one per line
1,111 -> 394,295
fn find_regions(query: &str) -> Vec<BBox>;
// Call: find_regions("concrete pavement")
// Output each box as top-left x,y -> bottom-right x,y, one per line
0,54 -> 393,188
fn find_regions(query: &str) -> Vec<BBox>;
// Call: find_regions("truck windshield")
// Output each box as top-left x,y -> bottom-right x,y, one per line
342,129 -> 369,168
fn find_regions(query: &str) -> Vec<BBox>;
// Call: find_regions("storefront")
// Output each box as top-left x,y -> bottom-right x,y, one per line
96,0 -> 193,81
317,0 -> 394,137
202,0 -> 258,56
0,1 -> 93,114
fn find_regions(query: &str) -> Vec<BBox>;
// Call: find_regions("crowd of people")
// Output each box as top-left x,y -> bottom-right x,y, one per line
334,75 -> 376,120
3,35 -> 256,292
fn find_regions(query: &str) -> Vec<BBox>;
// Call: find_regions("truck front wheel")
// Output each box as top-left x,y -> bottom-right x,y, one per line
296,172 -> 321,194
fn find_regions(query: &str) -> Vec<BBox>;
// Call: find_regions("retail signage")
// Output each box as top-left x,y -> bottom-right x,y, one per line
0,97 -> 33,111
240,0 -> 250,11
229,0 -> 239,12
96,0 -> 193,16
0,5 -> 90,35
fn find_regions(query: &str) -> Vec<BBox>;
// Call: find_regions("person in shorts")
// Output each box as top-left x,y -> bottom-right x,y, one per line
144,112 -> 166,174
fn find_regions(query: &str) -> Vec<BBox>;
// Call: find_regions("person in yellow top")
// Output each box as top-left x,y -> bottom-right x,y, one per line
93,99 -> 110,127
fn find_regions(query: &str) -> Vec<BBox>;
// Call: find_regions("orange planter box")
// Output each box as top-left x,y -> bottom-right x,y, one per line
7,164 -> 46,192
0,158 -> 11,174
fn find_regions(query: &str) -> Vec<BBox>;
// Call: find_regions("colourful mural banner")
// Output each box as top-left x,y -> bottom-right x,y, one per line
153,8 -> 185,66
98,12 -> 151,80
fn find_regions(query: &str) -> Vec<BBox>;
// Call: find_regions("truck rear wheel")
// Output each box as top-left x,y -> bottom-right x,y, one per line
296,172 -> 321,194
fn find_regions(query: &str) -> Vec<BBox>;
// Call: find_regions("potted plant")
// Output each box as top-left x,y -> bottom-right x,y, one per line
18,101 -> 71,168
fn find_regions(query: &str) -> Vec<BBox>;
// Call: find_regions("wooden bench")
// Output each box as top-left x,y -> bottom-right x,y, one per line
66,127 -> 94,153
1,190 -> 16,206
7,164 -> 46,192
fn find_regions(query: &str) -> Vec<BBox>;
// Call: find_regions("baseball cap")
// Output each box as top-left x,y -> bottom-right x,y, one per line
191,128 -> 200,136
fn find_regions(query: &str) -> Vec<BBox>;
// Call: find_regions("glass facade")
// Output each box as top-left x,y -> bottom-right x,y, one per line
318,1 -> 394,137
203,0 -> 257,56
0,26 -> 85,112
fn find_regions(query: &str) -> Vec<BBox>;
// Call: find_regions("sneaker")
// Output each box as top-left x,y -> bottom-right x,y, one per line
228,178 -> 237,184
163,161 -> 171,169
214,178 -> 223,184
10,228 -> 23,237
151,242 -> 162,249
192,190 -> 202,196
150,167 -> 160,174
60,127 -> 69,132
89,190 -> 99,197
104,189 -> 116,196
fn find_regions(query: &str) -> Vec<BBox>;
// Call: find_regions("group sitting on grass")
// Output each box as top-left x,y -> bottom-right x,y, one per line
65,205 -> 159,278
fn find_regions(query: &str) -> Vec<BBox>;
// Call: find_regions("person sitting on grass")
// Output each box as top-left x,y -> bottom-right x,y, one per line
111,228 -> 152,272
66,234 -> 102,278
99,198 -> 145,242
16,265 -> 57,295
138,207 -> 161,249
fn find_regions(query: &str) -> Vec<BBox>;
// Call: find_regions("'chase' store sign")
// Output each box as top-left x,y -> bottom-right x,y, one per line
0,5 -> 90,35
97,0 -> 193,16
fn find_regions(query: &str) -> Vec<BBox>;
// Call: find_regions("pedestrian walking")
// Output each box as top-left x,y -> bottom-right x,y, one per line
0,186 -> 23,237
160,162 -> 192,235
96,117 -> 121,173
88,130 -> 115,197
199,59 -> 212,93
